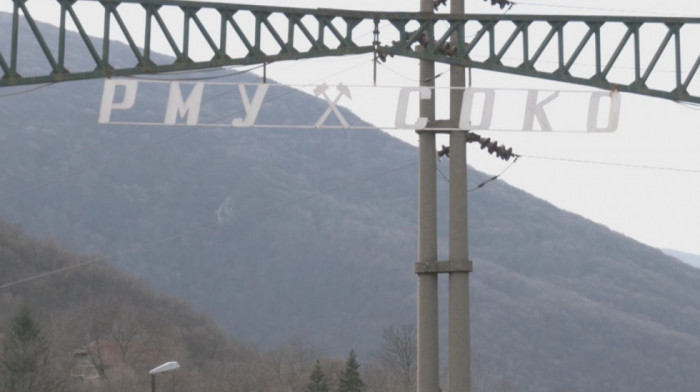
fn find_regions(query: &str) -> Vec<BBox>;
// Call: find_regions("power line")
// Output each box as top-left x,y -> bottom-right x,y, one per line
437,148 -> 700,194
520,154 -> 700,174
377,61 -> 450,83
124,64 -> 265,82
436,155 -> 521,192
513,1 -> 694,17
0,63 -> 260,99
468,156 -> 520,192
0,83 -> 55,98
5,150 -> 696,289
0,259 -> 97,290
0,53 -> 370,189
0,65 -> 264,188
677,102 -> 700,112
0,159 -> 418,291
377,61 -> 417,82
0,57 -> 373,202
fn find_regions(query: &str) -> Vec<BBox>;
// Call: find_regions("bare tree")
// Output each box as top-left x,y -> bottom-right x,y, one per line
69,301 -> 153,392
200,355 -> 273,392
267,337 -> 320,392
378,325 -> 416,392
109,304 -> 154,369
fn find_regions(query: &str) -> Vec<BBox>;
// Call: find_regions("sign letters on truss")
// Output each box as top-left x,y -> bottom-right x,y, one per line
99,79 -> 621,133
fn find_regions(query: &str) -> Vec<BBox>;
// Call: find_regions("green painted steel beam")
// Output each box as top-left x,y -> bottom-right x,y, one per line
2,0 -> 700,104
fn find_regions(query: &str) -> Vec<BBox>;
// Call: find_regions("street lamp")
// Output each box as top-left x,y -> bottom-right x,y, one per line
149,361 -> 180,392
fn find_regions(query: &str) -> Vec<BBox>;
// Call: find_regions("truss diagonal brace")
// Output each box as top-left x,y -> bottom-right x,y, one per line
1,1 -> 699,104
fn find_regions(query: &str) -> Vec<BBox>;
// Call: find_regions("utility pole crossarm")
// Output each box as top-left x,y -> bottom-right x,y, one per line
2,1 -> 700,104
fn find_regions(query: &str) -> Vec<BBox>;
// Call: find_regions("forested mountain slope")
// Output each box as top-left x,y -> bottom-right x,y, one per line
0,219 -> 250,391
2,12 -> 700,392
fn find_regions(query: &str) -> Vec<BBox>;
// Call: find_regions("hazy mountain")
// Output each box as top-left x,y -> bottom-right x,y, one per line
3,11 -> 700,392
663,249 -> 700,269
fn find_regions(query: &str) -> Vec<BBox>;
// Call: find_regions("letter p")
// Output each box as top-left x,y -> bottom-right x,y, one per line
98,79 -> 138,123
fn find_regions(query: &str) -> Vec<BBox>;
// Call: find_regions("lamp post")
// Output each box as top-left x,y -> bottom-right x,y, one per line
149,361 -> 180,392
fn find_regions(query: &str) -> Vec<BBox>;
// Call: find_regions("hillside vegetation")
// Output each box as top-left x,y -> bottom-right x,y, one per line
0,219 -> 244,391
0,220 -> 419,392
3,11 -> 700,392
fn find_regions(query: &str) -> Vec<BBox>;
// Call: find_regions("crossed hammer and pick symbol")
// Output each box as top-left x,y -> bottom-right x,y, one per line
314,83 -> 352,129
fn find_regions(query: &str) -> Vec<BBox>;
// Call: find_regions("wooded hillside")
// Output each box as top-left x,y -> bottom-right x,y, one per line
3,11 -> 700,391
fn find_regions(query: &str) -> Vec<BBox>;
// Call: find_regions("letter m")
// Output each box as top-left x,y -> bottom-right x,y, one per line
164,82 -> 204,125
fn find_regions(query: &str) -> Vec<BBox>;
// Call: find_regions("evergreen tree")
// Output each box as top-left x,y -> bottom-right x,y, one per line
306,360 -> 330,392
0,304 -> 61,392
337,350 -> 365,392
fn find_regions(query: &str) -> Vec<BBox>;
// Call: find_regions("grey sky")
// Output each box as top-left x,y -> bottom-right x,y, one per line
2,0 -> 699,254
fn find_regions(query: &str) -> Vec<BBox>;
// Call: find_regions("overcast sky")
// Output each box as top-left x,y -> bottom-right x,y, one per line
238,0 -> 700,256
2,0 -> 699,255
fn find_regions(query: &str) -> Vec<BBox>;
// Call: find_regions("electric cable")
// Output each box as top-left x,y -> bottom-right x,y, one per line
0,19 -> 376,184
5,148 -> 698,289
466,51 -> 680,77
3,4 -> 697,287
436,155 -> 521,192
124,64 -> 265,82
0,159 -> 418,290
145,57 -> 372,126
437,165 -> 450,183
377,61 -> 450,83
519,154 -> 700,173
468,155 -> 520,192
677,101 -> 700,112
0,259 -> 97,290
0,56 -> 259,100
377,61 -> 418,82
0,82 -> 55,98
513,1 -> 694,17
0,64 -> 264,187
0,57 -> 373,201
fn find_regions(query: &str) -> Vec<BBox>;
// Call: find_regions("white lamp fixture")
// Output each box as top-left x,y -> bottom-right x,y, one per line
149,361 -> 180,392
149,361 -> 180,375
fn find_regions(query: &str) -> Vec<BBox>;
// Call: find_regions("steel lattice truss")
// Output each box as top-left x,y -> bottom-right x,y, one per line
2,0 -> 700,103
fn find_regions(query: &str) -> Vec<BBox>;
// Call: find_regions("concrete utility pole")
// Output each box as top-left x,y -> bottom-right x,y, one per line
448,0 -> 472,390
416,1 -> 439,392
415,0 -> 471,391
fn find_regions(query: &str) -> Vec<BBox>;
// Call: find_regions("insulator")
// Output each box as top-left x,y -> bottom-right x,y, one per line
433,0 -> 448,10
466,132 -> 516,161
487,0 -> 514,9
419,32 -> 429,47
439,44 -> 457,56
487,141 -> 498,153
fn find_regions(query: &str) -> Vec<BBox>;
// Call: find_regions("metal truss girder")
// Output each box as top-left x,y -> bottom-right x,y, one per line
2,1 -> 700,104
379,14 -> 700,103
